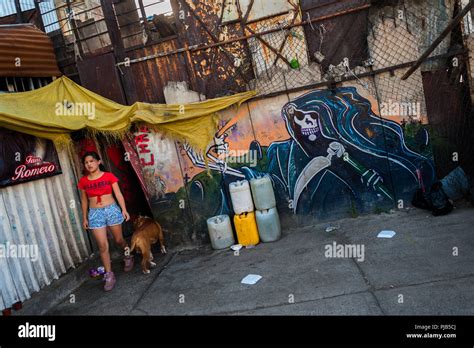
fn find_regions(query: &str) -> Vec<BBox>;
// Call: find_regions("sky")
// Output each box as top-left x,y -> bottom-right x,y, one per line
134,0 -> 173,19
0,0 -> 173,32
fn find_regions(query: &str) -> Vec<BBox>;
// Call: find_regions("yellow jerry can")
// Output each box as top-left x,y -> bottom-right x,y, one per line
233,211 -> 260,246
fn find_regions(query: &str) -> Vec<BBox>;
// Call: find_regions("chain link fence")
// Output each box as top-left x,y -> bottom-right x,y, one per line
214,0 -> 473,178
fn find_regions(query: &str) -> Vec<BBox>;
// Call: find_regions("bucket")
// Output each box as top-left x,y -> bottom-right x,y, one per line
229,180 -> 254,214
256,208 -> 281,242
206,215 -> 235,250
250,176 -> 276,210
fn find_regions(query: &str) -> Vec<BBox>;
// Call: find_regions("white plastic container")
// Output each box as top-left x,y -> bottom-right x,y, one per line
250,176 -> 276,210
206,215 -> 235,250
255,208 -> 281,242
229,180 -> 254,214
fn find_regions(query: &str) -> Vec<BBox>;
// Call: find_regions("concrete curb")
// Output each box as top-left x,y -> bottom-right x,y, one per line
17,254 -> 99,316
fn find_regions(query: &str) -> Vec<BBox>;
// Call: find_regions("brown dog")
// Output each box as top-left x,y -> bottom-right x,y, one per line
131,216 -> 167,274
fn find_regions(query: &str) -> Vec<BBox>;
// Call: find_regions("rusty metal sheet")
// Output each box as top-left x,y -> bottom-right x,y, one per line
301,0 -> 370,72
77,52 -> 126,104
177,0 -> 253,98
127,38 -> 190,103
0,24 -> 61,77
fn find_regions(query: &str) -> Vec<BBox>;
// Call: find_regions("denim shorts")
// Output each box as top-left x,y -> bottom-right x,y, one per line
88,203 -> 124,229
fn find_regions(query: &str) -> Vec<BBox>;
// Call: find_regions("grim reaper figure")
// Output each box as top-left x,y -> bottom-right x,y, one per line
186,87 -> 435,218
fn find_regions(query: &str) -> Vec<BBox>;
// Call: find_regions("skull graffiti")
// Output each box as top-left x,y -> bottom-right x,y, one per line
294,112 -> 321,141
284,104 -> 322,142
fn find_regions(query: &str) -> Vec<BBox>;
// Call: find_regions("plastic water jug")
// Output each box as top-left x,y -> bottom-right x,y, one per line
206,215 -> 235,250
233,211 -> 260,246
250,176 -> 276,210
256,208 -> 281,242
229,180 -> 254,214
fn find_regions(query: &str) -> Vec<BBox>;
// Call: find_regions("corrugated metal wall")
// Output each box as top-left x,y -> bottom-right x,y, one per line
0,24 -> 61,77
0,148 -> 91,311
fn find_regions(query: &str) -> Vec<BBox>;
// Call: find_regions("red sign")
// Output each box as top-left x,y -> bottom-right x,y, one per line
12,158 -> 57,182
0,129 -> 62,188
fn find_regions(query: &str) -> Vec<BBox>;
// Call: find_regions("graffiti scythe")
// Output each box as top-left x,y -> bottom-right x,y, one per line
293,142 -> 340,213
293,155 -> 331,213
293,142 -> 394,213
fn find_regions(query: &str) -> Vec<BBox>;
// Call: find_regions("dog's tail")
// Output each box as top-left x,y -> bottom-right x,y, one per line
154,222 -> 166,251
130,238 -> 136,253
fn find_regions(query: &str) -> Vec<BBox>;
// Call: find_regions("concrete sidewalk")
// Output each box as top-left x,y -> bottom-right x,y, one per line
20,203 -> 474,315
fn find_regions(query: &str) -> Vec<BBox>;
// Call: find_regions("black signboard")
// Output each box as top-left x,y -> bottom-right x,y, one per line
0,128 -> 62,188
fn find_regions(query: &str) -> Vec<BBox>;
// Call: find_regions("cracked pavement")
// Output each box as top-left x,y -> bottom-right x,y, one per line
20,203 -> 474,315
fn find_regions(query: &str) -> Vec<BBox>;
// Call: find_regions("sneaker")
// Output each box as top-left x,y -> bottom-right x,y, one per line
103,272 -> 116,291
124,256 -> 134,272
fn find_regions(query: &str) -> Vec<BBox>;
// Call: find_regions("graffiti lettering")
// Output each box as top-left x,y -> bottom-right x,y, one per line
138,143 -> 151,154
140,154 -> 155,166
135,134 -> 150,144
135,128 -> 154,166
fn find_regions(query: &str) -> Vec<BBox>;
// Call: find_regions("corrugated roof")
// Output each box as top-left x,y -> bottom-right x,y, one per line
0,23 -> 61,77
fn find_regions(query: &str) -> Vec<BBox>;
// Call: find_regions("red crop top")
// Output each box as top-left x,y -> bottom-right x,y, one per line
78,172 -> 118,204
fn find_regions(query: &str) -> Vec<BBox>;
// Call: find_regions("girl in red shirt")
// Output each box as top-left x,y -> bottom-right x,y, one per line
78,151 -> 133,291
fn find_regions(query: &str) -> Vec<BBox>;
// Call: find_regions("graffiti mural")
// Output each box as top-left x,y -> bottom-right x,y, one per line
131,85 -> 436,247
184,87 -> 436,220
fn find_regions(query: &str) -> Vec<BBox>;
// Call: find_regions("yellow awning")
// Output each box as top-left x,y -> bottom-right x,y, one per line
0,76 -> 256,153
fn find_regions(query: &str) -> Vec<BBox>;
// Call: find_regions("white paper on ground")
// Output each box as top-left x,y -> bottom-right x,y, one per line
241,274 -> 262,285
377,230 -> 396,238
325,225 -> 340,232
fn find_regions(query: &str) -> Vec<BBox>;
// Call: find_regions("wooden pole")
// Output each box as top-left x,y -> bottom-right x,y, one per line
33,0 -> 45,32
14,0 -> 24,24
243,25 -> 293,68
137,0 -> 151,40
66,0 -> 85,58
100,0 -> 138,104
